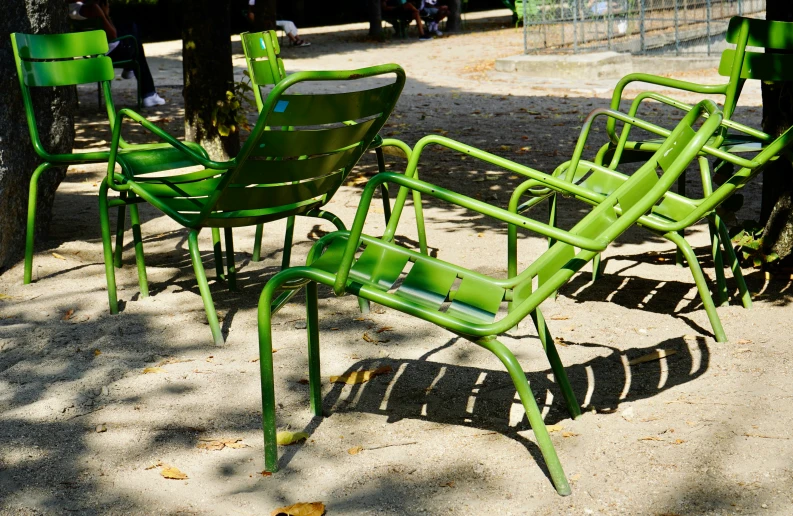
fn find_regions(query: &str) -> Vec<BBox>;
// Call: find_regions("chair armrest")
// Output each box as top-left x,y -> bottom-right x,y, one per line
607,73 -> 727,141
106,108 -> 235,190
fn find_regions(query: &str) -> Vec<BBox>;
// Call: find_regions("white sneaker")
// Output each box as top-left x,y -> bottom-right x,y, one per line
121,69 -> 135,80
143,93 -> 166,108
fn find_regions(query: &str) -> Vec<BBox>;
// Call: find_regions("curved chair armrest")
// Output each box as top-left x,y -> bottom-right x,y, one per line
107,108 -> 235,190
607,72 -> 728,140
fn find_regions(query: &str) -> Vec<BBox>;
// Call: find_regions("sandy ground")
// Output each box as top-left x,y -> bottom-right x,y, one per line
3,14 -> 793,516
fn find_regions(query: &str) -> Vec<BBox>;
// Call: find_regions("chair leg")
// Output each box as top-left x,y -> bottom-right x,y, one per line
477,337 -> 571,496
187,229 -> 223,346
708,217 -> 729,307
258,286 -> 279,472
211,227 -> 225,280
224,227 -> 237,291
113,192 -> 127,269
128,199 -> 149,298
306,281 -> 323,416
134,62 -> 142,109
531,308 -> 581,419
666,231 -> 727,343
24,162 -> 53,285
281,216 -> 296,270
714,215 -> 752,309
375,147 -> 392,224
99,180 -> 119,314
252,224 -> 264,262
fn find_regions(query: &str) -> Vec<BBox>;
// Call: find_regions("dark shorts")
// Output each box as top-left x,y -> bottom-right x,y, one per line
420,7 -> 439,16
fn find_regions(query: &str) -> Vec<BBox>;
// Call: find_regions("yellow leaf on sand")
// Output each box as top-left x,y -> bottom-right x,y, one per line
546,424 -> 564,433
550,315 -> 569,320
160,465 -> 188,480
629,349 -> 677,366
562,431 -> 579,438
271,502 -> 326,516
0,293 -> 13,301
142,367 -> 165,374
93,349 -> 102,356
330,366 -> 393,385
62,309 -> 75,321
639,436 -> 664,441
348,446 -> 364,455
52,252 -> 66,260
277,431 -> 309,446
197,438 -> 248,451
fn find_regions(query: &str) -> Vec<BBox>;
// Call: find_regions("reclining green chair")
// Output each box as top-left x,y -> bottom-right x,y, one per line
592,16 -> 793,304
508,105 -> 793,343
239,30 -> 427,269
11,30 -> 205,289
102,65 -> 406,345
255,101 -> 726,496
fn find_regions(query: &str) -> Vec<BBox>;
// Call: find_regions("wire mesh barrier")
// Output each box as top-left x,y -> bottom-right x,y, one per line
520,0 -> 765,55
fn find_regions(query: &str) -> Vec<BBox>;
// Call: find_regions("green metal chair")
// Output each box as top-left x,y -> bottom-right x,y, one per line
592,16 -> 793,303
256,101 -> 726,496
102,65 -> 406,345
239,30 -> 427,268
11,30 -> 205,288
509,107 -> 793,343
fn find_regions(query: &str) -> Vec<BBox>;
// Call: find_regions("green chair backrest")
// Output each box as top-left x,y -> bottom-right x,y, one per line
11,31 -> 117,159
240,30 -> 286,112
718,16 -> 793,120
186,65 -> 405,228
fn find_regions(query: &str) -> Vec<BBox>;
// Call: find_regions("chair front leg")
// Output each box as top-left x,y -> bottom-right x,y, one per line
128,196 -> 149,298
306,281 -> 323,416
211,227 -> 225,280
281,216 -> 296,270
708,217 -> 729,306
258,283 -> 280,472
477,337 -> 571,496
188,229 -> 223,346
252,224 -> 264,262
665,231 -> 727,342
375,147 -> 392,223
224,227 -> 237,291
113,191 -> 127,269
714,214 -> 752,309
99,180 -> 119,314
24,162 -> 54,285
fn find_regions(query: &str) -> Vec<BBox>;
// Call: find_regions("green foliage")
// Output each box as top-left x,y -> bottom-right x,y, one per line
211,71 -> 256,138
731,220 -> 780,268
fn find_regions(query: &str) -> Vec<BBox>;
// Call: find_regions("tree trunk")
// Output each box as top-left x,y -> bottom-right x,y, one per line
0,1 -> 76,271
761,0 -> 793,260
368,0 -> 383,39
182,0 -> 240,160
252,0 -> 278,32
446,0 -> 463,33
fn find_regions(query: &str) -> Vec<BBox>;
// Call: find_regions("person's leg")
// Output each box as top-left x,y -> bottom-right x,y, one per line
108,38 -> 156,98
436,5 -> 449,22
276,20 -> 310,45
403,4 -> 425,36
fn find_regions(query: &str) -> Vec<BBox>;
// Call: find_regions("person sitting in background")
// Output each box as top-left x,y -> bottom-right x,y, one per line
247,1 -> 311,47
382,0 -> 432,40
418,0 -> 448,36
66,0 -> 166,107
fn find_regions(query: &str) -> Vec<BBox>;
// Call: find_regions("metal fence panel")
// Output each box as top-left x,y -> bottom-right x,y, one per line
521,0 -> 765,55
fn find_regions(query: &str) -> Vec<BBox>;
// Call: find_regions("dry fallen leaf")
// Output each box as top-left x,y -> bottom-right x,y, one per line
260,471 -> 273,477
673,439 -> 685,445
376,326 -> 394,333
561,431 -> 579,438
197,438 -> 248,451
737,339 -> 752,344
142,367 -> 165,374
62,309 -> 75,321
550,315 -> 570,320
639,436 -> 664,441
93,349 -> 102,357
348,446 -> 364,455
440,481 -> 456,488
52,252 -> 66,260
330,366 -> 393,385
271,502 -> 325,516
96,424 -> 107,433
144,461 -> 162,470
569,473 -> 581,482
0,293 -> 13,301
629,349 -> 677,365
554,336 -> 567,347
362,332 -> 390,344
276,431 -> 309,446
160,465 -> 188,480
546,424 -> 564,433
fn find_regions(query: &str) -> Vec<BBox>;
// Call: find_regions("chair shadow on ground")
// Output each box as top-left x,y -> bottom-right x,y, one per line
278,335 -> 709,479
